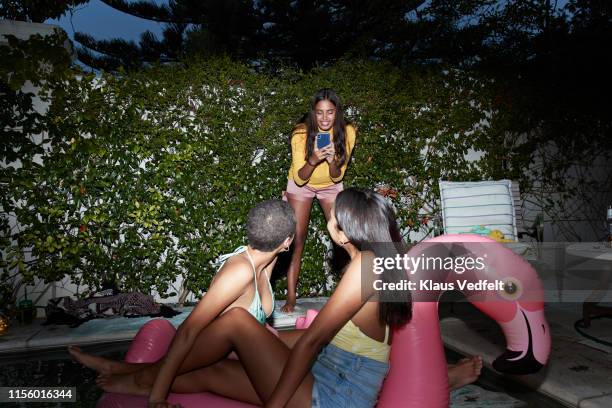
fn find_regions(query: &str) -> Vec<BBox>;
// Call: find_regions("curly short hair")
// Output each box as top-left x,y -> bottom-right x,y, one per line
247,200 -> 296,252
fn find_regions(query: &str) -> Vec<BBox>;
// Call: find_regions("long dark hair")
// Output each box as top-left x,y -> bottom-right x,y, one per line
334,188 -> 412,329
294,88 -> 349,167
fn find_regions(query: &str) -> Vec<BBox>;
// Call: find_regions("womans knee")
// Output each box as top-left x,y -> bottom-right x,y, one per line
219,307 -> 261,335
226,307 -> 250,318
222,307 -> 256,325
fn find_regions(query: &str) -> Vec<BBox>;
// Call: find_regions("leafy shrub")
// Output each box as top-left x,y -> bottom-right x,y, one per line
2,48 -> 513,301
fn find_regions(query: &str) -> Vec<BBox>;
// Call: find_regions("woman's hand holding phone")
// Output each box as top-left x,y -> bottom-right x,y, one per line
309,148 -> 327,166
323,144 -> 336,163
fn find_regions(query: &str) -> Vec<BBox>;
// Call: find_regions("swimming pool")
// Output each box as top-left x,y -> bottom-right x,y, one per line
0,341 -> 129,408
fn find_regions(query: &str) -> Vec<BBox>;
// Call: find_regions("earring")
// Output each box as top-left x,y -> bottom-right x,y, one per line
283,246 -> 290,252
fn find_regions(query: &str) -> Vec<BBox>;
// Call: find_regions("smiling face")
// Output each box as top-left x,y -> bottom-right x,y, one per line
315,99 -> 337,131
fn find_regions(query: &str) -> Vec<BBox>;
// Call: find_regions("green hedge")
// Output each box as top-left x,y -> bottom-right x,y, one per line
2,49 -> 515,301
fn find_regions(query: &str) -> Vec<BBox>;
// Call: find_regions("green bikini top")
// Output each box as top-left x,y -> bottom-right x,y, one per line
216,246 -> 274,325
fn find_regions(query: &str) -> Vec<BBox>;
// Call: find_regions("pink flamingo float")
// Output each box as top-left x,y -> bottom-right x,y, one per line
98,234 -> 550,407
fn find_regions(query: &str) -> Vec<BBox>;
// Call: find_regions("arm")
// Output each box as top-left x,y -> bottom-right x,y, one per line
266,254 -> 371,408
148,263 -> 251,404
296,162 -> 316,187
292,131 -> 326,186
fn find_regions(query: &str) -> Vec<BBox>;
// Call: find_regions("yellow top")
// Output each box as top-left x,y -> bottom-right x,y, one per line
287,124 -> 356,188
330,319 -> 390,363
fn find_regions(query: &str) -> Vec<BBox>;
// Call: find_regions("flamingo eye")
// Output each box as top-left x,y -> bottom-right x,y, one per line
499,277 -> 523,301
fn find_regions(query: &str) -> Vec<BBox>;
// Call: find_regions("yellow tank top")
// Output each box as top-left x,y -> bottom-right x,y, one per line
330,319 -> 390,363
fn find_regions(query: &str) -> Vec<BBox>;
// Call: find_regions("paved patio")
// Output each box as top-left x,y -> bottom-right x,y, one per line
440,301 -> 612,408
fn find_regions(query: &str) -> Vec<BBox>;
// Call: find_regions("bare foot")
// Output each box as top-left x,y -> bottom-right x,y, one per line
96,372 -> 150,396
68,346 -> 120,374
68,346 -> 149,375
448,356 -> 483,390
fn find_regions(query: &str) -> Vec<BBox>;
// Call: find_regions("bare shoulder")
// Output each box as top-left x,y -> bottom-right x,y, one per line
214,255 -> 252,286
342,252 -> 364,279
341,251 -> 378,298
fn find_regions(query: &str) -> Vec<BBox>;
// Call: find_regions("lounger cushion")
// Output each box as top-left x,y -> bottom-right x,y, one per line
438,180 -> 517,241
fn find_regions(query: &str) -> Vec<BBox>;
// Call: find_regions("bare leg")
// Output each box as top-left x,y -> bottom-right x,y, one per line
318,198 -> 350,274
72,254 -> 284,376
281,195 -> 313,313
97,308 -> 313,407
317,198 -> 334,221
171,360 -> 261,404
71,326 -> 306,377
68,346 -> 152,375
95,357 -> 263,403
278,329 -> 306,349
448,356 -> 483,390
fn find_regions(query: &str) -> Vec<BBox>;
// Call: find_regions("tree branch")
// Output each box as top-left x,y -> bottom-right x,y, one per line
99,0 -> 193,23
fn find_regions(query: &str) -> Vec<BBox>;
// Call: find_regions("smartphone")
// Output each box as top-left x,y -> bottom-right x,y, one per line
316,132 -> 331,150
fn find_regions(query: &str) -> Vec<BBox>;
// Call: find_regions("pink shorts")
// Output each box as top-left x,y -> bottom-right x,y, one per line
283,179 -> 343,203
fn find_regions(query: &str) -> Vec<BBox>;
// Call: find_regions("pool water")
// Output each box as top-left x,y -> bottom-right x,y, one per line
0,343 -> 566,407
0,342 -> 130,408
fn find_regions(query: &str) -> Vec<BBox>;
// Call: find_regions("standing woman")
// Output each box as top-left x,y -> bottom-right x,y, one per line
282,88 -> 357,312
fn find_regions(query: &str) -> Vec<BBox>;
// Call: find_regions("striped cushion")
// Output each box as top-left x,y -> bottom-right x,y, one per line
439,180 -> 518,241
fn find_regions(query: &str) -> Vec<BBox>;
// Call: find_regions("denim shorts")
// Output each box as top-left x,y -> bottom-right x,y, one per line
310,343 -> 389,408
